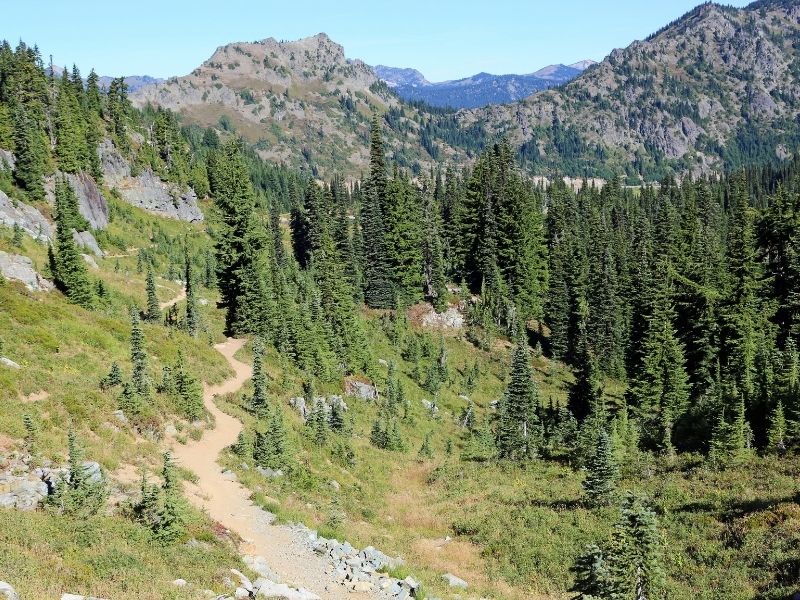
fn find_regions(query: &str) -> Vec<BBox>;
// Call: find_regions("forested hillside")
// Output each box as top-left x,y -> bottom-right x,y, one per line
460,0 -> 800,181
1,8 -> 800,600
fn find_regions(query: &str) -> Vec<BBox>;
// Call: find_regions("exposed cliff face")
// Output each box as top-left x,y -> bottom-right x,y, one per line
99,140 -> 204,223
132,34 -> 459,176
459,1 -> 800,178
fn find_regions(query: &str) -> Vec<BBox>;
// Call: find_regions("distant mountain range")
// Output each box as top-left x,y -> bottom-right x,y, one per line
373,61 -> 596,108
97,75 -> 164,92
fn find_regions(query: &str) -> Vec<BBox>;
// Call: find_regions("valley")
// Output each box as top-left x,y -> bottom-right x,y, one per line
1,1 -> 800,600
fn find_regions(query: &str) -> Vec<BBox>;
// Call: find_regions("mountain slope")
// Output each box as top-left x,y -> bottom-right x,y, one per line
375,61 -> 594,109
133,34 -> 458,176
458,0 -> 800,180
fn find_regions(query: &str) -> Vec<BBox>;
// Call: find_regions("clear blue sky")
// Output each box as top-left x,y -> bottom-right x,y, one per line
2,0 -> 751,82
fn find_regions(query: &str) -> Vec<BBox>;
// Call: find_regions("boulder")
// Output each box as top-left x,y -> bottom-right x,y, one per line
81,254 -> 99,270
0,190 -> 54,242
0,357 -> 20,369
344,378 -> 377,401
61,595 -> 109,600
441,573 -> 468,588
0,581 -> 19,600
99,139 -> 204,222
73,230 -> 105,257
254,580 -> 320,599
0,476 -> 48,510
172,579 -> 188,587
0,250 -> 54,292
421,307 -> 464,329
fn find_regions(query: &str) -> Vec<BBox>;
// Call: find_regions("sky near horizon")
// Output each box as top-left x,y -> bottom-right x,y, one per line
2,0 -> 751,82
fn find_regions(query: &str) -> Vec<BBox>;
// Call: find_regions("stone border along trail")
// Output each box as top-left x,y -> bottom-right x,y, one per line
167,316 -> 388,599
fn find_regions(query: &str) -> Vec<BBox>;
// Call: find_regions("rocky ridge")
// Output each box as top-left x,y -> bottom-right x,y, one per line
460,0 -> 800,177
132,34 -> 461,176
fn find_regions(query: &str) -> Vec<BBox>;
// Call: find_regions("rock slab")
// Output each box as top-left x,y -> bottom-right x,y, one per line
0,190 -> 54,242
0,250 -> 54,292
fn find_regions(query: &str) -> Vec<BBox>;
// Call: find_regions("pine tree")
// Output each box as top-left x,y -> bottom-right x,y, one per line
130,310 -> 149,398
307,397 -> 329,445
251,337 -> 269,417
766,399 -> 787,454
145,269 -> 160,322
418,432 -> 434,459
184,246 -> 200,336
155,452 -> 185,544
11,223 -> 23,247
568,327 -> 603,423
496,339 -> 541,460
361,115 -> 394,308
173,351 -> 203,421
582,430 -> 618,507
253,410 -> 289,470
55,69 -> 88,173
629,271 -> 690,452
101,361 -> 123,389
570,544 -> 613,600
47,430 -> 107,516
52,178 -> 93,308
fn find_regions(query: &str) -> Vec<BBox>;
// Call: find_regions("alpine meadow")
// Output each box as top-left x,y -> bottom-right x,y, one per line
3,1 -> 800,599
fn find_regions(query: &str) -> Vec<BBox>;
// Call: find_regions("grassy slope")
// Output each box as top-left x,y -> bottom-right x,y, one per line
2,198 -> 799,600
0,195 -> 248,598
219,297 -> 800,600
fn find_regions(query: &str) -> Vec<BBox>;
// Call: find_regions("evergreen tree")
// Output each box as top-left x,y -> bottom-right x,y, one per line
582,430 -> 618,507
173,351 -> 203,421
130,310 -> 149,398
154,452 -> 185,544
47,430 -> 107,516
184,246 -> 200,336
145,269 -> 160,322
52,178 -> 93,308
361,115 -> 394,308
251,337 -> 270,417
496,339 -> 541,460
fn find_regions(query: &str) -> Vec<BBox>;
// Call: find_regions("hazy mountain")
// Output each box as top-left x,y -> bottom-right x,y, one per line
374,61 -> 595,108
97,74 -> 164,92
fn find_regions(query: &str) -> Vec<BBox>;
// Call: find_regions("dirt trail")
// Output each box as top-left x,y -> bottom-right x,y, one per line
171,337 -> 379,599
159,287 -> 186,309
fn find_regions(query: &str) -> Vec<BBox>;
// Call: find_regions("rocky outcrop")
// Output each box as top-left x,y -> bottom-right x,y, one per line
67,172 -> 109,230
44,172 -> 109,230
0,191 -> 54,242
0,582 -> 19,600
421,306 -> 464,329
287,395 -> 348,421
0,251 -> 54,292
344,378 -> 377,401
99,140 -> 203,222
0,149 -> 15,170
73,230 -> 104,257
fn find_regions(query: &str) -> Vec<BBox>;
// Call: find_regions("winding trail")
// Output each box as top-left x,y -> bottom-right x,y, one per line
164,309 -> 380,598
159,287 -> 186,309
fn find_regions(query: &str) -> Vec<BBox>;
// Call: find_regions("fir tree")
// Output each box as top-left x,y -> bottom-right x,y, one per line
52,178 -> 93,308
130,310 -> 149,398
582,430 -> 618,507
184,246 -> 200,336
496,339 -> 541,460
145,269 -> 160,322
361,115 -> 394,308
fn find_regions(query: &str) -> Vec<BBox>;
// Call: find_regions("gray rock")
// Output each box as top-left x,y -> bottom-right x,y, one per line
329,479 -> 341,491
221,470 -> 238,481
61,595 -> 109,600
344,379 -> 377,401
441,573 -> 468,588
421,306 -> 464,329
244,555 -> 281,582
81,461 -> 104,485
402,576 -> 419,590
81,254 -> 99,270
172,579 -> 188,587
73,230 -> 104,257
0,357 -> 20,369
254,580 -> 320,599
99,139 -> 203,222
0,148 -> 16,170
0,581 -> 19,600
0,190 -> 54,242
255,466 -> 283,479
0,251 -> 54,292
113,410 -> 128,424
67,172 -> 109,229
230,569 -> 253,593
421,399 -> 439,416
